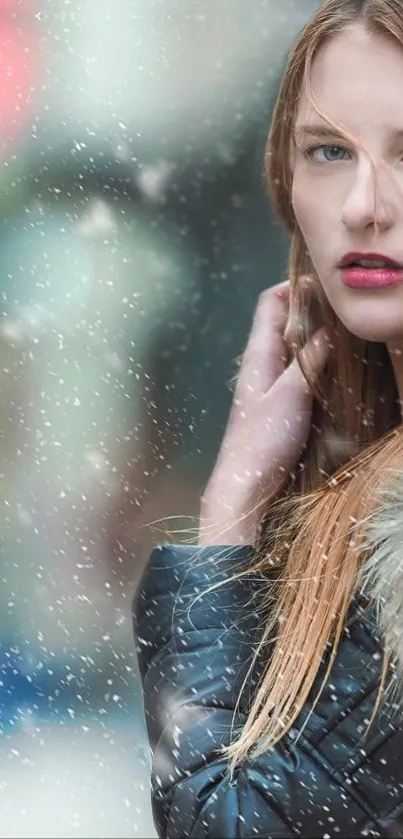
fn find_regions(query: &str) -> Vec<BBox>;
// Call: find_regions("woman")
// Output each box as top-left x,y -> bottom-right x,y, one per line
133,1 -> 403,836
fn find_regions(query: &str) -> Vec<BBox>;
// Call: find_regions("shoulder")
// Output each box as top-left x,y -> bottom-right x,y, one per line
132,543 -> 264,672
132,546 -> 403,837
134,542 -> 259,608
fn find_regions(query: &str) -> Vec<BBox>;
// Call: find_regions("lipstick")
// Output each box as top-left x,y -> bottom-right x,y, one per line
339,252 -> 403,288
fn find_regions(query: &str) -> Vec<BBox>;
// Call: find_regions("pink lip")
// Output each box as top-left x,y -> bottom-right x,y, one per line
340,251 -> 402,268
339,252 -> 403,288
341,266 -> 403,288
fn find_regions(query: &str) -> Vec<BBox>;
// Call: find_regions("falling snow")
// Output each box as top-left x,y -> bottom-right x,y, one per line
0,1 -> 368,837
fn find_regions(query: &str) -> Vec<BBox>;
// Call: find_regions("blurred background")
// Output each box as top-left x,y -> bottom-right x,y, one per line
0,1 -> 321,836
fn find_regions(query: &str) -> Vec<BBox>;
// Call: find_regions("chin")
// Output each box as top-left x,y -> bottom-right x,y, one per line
338,313 -> 403,344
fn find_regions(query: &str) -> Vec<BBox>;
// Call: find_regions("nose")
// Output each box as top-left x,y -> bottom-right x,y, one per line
341,157 -> 396,234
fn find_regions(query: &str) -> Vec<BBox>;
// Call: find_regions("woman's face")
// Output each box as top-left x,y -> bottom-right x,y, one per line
292,23 -> 403,343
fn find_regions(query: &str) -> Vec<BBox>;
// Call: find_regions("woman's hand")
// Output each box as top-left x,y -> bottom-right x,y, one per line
198,280 -> 330,546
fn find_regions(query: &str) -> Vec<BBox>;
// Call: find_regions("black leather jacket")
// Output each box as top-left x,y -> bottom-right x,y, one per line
133,544 -> 403,838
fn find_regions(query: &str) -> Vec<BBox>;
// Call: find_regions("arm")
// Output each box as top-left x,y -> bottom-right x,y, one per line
133,544 -> 403,839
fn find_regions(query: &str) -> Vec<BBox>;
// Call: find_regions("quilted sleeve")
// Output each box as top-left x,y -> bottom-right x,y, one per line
132,544 -> 401,839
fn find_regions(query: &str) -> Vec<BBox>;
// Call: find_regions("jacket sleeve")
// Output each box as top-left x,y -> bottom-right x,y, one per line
132,544 -> 403,839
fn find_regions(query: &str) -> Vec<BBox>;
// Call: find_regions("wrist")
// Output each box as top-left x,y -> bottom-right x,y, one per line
198,497 -> 258,547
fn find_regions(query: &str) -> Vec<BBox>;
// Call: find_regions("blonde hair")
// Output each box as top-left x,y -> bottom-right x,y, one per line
217,0 -> 403,773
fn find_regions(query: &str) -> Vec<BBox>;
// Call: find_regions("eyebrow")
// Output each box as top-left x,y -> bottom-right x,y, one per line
294,124 -> 343,140
294,124 -> 403,142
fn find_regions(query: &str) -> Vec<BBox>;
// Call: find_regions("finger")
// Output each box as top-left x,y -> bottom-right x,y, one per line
284,275 -> 317,346
273,327 -> 330,402
300,327 -> 331,379
236,282 -> 290,396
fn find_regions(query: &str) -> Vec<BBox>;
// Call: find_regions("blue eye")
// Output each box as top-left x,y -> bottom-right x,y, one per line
307,145 -> 350,163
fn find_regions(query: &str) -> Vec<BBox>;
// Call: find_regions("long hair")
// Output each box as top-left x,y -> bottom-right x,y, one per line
216,0 -> 403,772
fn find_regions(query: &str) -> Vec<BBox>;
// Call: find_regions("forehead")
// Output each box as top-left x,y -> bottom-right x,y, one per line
296,23 -> 403,134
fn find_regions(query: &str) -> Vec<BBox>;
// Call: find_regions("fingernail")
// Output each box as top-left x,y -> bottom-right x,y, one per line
316,328 -> 330,344
313,330 -> 328,347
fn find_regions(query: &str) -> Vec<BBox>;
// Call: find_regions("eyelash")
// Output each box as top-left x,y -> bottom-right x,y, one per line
304,144 -> 351,163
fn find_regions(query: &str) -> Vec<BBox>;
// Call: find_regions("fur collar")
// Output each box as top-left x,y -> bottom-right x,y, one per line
359,469 -> 403,677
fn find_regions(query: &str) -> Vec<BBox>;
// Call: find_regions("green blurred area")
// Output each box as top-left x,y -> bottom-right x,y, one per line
0,3 -> 321,835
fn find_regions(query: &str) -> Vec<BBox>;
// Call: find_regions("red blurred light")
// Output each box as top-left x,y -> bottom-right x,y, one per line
0,3 -> 41,157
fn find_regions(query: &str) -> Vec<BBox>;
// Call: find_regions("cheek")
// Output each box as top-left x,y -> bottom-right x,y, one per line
292,172 -> 331,245
292,177 -> 319,242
